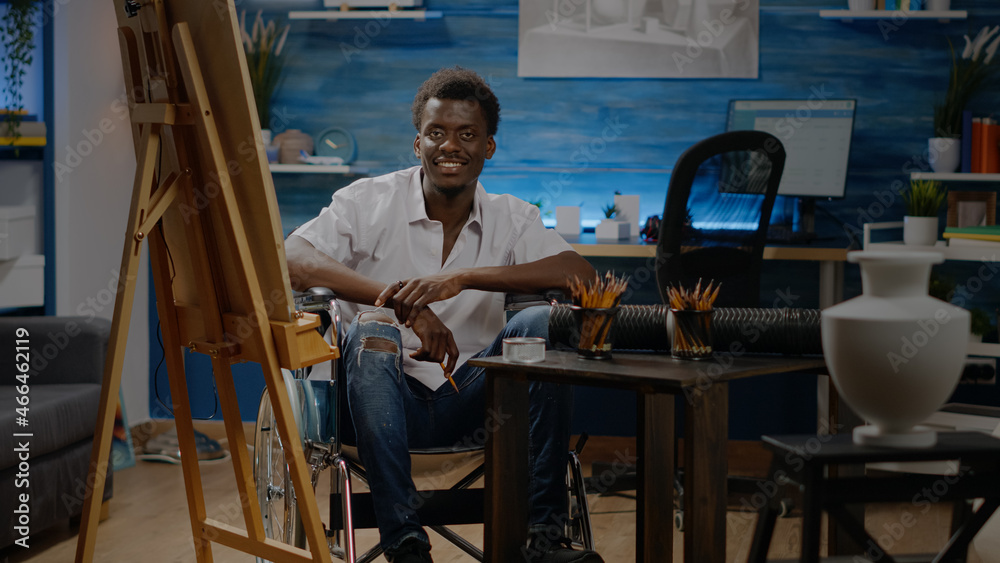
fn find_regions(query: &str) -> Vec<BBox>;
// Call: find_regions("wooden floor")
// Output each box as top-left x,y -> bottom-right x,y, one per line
1,423 -> 987,563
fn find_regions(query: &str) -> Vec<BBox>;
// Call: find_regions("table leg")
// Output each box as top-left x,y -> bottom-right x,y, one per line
683,381 -> 728,563
484,370 -> 529,563
636,392 -> 675,562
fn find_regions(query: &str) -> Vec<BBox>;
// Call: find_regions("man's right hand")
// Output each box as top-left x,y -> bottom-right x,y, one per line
408,308 -> 459,378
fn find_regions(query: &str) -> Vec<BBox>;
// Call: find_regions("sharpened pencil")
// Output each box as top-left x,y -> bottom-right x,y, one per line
441,362 -> 459,393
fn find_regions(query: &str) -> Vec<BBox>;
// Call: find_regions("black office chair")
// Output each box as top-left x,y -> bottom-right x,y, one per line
655,130 -> 788,529
656,130 -> 786,308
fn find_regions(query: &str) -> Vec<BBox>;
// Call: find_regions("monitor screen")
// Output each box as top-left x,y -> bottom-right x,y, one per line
726,99 -> 856,198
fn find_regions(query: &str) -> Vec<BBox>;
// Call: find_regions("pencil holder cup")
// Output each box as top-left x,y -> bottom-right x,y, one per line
670,309 -> 713,360
570,305 -> 618,359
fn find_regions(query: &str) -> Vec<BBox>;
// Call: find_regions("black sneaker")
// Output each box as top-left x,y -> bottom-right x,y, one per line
384,537 -> 433,563
524,534 -> 604,563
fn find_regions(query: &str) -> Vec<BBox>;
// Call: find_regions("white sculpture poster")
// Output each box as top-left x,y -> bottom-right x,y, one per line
518,0 -> 759,78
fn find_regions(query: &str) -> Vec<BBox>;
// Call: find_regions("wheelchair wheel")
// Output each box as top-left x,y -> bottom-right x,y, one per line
254,387 -> 305,562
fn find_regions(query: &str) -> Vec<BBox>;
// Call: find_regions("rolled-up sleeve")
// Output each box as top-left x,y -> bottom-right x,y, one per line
291,190 -> 361,267
508,202 -> 574,265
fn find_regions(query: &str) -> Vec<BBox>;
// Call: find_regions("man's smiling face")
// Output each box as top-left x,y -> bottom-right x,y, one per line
414,97 -> 496,196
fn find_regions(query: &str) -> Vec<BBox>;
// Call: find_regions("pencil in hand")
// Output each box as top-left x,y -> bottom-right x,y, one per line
441,362 -> 459,393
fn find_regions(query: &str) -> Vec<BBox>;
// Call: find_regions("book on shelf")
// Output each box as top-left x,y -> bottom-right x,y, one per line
962,110 -> 973,173
944,225 -> 1000,243
983,118 -> 999,174
972,118 -> 984,173
0,121 -> 46,146
948,237 -> 1000,248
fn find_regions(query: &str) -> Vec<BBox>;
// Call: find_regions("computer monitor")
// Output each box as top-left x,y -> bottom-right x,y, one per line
726,99 -> 856,198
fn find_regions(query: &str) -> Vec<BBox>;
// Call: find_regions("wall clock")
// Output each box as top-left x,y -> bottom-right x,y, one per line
314,126 -> 358,165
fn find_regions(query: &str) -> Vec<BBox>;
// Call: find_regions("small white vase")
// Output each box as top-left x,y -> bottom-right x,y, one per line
928,137 -> 961,173
821,251 -> 970,447
903,215 -> 938,246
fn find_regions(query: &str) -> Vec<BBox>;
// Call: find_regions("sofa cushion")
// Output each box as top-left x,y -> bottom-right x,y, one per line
0,383 -> 102,470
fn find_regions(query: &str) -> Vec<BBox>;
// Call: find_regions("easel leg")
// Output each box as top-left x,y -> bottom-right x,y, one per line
211,357 -> 266,541
75,126 -> 160,563
150,229 -> 214,562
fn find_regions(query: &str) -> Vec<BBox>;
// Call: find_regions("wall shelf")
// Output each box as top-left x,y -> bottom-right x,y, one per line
269,163 -> 368,174
911,172 -> 1000,182
819,9 -> 966,21
288,9 -> 442,21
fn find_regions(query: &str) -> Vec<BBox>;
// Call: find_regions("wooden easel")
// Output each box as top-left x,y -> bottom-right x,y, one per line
75,1 -> 337,561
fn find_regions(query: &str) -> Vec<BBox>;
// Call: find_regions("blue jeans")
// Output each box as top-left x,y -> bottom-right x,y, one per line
342,306 -> 571,552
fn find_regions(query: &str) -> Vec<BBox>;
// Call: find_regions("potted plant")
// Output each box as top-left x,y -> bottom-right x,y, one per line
1,0 -> 40,145
902,179 -> 945,246
240,11 -> 290,142
595,202 -> 628,241
970,308 -> 993,342
931,26 -> 1000,173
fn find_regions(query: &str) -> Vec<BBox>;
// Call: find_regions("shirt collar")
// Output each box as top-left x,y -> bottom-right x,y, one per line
406,166 -> 484,230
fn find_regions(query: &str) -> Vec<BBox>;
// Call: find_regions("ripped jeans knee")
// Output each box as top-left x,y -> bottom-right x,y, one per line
344,310 -> 404,378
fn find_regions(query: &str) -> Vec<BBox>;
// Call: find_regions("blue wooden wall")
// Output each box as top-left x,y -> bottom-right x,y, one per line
154,0 -> 1000,436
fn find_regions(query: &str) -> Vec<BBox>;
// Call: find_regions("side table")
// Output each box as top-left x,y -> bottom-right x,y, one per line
748,432 -> 1000,562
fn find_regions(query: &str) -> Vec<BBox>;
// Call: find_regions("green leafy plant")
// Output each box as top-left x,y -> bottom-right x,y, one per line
970,307 -> 993,337
240,11 -> 290,131
602,203 -> 619,219
902,179 -> 946,217
934,26 -> 1000,138
1,0 -> 40,144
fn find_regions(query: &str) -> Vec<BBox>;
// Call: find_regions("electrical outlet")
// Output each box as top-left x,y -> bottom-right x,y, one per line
961,357 -> 996,385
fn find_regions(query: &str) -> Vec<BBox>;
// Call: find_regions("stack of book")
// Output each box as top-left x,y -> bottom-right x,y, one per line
0,111 -> 46,146
944,225 -> 1000,247
961,111 -> 1000,173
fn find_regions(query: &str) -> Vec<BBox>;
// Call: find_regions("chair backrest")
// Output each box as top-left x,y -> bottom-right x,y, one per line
656,130 -> 785,308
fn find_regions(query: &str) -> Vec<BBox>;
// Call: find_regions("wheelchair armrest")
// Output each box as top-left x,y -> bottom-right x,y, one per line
294,286 -> 337,311
504,289 -> 566,311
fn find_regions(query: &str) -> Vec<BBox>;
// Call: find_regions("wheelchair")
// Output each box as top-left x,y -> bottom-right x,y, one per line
253,288 -> 595,562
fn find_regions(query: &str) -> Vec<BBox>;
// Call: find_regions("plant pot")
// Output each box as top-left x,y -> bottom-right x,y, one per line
821,251 -> 970,447
928,137 -> 960,173
595,219 -> 629,241
903,215 -> 939,246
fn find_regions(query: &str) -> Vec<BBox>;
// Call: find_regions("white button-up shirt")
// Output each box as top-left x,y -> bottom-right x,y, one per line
293,166 -> 574,390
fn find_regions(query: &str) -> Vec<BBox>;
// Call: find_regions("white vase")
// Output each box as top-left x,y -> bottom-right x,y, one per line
928,137 -> 961,173
821,251 -> 970,447
903,215 -> 939,246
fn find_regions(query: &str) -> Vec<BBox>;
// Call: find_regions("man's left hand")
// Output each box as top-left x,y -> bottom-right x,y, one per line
375,272 -> 465,327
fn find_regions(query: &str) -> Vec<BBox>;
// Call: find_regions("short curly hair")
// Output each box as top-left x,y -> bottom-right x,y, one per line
411,66 -> 501,136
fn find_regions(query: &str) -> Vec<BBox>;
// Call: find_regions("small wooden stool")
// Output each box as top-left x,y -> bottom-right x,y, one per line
748,432 -> 1000,563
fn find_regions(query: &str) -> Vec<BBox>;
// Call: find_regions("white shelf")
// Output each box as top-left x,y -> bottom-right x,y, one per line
269,163 -> 368,174
819,9 -> 966,20
288,9 -> 442,20
911,172 -> 1000,182
864,240 -> 1000,262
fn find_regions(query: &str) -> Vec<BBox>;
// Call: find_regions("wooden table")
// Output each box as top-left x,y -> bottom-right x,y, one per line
469,350 -> 827,563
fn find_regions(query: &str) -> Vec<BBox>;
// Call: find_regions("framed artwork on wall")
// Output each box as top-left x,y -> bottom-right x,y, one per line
947,191 -> 997,228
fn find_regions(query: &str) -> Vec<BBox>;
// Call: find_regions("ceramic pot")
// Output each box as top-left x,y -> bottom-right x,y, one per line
275,129 -> 314,164
903,215 -> 939,246
821,251 -> 970,447
928,137 -> 960,173
847,0 -> 875,9
926,0 -> 950,9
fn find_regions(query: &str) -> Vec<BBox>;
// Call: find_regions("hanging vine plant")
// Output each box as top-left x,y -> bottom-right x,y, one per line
1,0 -> 40,144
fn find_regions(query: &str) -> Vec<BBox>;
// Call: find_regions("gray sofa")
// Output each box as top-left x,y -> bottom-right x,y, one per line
0,316 -> 114,548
